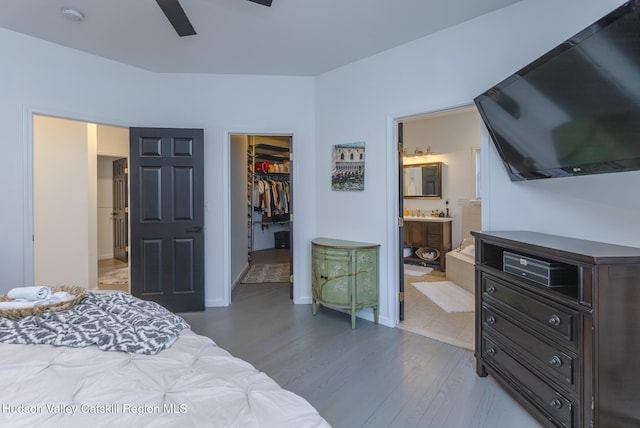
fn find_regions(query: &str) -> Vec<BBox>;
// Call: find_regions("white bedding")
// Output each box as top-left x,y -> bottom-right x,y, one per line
0,329 -> 330,427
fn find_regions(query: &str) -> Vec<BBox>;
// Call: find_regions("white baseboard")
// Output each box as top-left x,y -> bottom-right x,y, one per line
232,263 -> 250,291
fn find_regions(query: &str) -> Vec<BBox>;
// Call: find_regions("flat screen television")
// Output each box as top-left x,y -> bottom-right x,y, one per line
474,0 -> 640,181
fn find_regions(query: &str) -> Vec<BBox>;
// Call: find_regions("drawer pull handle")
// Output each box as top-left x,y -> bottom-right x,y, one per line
486,348 -> 496,356
486,315 -> 496,325
487,286 -> 496,294
550,399 -> 563,410
549,356 -> 563,367
548,315 -> 561,326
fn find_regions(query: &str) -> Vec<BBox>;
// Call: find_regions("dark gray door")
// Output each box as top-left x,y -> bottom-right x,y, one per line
129,127 -> 204,312
112,158 -> 128,262
398,122 -> 405,321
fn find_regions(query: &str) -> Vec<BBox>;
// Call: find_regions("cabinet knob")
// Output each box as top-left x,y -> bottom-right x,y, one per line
548,315 -> 561,326
487,286 -> 496,294
486,315 -> 496,325
549,355 -> 563,367
486,348 -> 496,356
550,399 -> 563,410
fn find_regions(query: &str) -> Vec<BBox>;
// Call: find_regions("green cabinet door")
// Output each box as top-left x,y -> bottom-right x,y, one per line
352,247 -> 378,307
312,246 -> 351,307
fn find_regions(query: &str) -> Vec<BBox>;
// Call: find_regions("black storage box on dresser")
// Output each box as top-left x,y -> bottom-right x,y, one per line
472,231 -> 640,428
503,251 -> 576,287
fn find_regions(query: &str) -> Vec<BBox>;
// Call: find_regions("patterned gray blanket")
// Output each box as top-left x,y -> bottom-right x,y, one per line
0,291 -> 189,354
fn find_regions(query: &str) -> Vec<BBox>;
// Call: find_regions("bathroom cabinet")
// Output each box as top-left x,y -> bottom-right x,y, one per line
473,230 -> 640,428
403,218 -> 451,271
311,238 -> 379,329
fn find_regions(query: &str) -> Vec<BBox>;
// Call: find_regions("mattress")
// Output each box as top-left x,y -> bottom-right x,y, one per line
0,328 -> 330,427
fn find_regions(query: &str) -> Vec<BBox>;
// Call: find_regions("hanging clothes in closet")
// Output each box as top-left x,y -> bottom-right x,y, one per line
252,175 -> 290,229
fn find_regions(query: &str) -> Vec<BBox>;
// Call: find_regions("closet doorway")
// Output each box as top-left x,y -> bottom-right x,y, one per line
229,135 -> 293,299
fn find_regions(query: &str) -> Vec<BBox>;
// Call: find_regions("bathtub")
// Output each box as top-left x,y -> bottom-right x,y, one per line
445,245 -> 475,295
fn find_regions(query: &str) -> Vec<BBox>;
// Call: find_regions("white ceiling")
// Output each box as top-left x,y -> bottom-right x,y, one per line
0,0 -> 521,76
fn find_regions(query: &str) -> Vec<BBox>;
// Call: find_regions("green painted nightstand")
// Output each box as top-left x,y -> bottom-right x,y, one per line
311,237 -> 380,329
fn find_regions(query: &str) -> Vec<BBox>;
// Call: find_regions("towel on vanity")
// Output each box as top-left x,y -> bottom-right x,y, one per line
7,286 -> 51,302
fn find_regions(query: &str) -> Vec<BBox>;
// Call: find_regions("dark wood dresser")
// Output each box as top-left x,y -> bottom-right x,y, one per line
472,231 -> 640,428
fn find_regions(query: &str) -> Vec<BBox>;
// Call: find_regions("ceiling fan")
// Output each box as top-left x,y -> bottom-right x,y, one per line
156,0 -> 273,37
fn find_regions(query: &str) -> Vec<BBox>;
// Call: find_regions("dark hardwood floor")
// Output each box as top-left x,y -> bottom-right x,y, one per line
180,280 -> 541,428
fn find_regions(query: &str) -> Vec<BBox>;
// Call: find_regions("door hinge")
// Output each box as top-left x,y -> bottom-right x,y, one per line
125,246 -> 129,253
124,167 -> 129,175
398,217 -> 404,227
397,142 -> 403,154
399,291 -> 404,302
289,214 -> 293,223
125,207 -> 129,214
289,152 -> 293,162
290,274 -> 294,283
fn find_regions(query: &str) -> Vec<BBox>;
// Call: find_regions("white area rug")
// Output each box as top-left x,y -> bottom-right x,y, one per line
412,281 -> 474,313
98,267 -> 128,284
242,263 -> 290,284
404,264 -> 434,277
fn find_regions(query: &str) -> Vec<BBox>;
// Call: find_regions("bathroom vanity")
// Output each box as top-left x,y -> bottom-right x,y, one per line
403,217 -> 452,271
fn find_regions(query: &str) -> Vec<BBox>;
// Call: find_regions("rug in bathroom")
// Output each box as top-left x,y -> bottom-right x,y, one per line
403,264 -> 434,277
412,281 -> 474,313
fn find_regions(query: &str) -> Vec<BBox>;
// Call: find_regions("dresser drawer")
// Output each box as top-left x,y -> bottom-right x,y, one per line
482,275 -> 577,346
482,337 -> 575,427
482,306 -> 577,389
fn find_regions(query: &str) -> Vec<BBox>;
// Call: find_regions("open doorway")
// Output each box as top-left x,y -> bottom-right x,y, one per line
97,155 -> 129,292
229,134 -> 293,299
33,114 -> 129,292
396,106 -> 482,351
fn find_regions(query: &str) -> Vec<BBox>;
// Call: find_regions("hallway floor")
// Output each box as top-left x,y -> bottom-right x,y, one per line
97,258 -> 129,292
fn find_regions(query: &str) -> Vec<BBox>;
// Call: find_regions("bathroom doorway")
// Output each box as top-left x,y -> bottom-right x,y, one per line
396,106 -> 482,351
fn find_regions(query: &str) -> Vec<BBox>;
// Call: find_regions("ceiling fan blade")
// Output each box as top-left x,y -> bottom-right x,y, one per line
247,0 -> 273,6
156,0 -> 197,37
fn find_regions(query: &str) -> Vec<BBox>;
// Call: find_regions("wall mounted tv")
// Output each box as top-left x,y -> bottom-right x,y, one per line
474,0 -> 640,181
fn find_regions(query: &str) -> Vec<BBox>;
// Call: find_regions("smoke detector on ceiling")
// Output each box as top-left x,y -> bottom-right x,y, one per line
61,7 -> 84,22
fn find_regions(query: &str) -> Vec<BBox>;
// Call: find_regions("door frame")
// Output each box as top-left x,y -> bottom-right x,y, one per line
23,106 -> 132,287
222,130 -> 295,305
390,102 -> 475,326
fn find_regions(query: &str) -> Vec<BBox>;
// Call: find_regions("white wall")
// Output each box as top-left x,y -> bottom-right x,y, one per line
97,125 -> 129,157
0,27 -> 316,304
315,0 -> 632,327
474,0 -> 639,248
33,116 -> 95,288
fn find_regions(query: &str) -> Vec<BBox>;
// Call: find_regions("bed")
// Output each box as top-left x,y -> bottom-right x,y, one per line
0,290 -> 330,427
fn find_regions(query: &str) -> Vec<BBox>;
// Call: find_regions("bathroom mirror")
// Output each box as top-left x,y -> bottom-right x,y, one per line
403,161 -> 442,199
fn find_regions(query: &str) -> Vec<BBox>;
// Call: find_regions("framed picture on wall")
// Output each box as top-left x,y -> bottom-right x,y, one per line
331,141 -> 365,191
